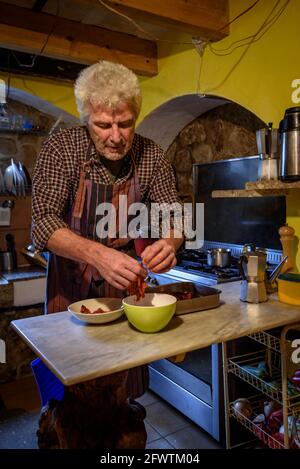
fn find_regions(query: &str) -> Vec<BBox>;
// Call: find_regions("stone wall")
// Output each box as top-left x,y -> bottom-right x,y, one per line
0,306 -> 43,382
165,103 -> 265,201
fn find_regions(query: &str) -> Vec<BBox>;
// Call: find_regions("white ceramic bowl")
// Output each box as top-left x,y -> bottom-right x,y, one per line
68,298 -> 124,324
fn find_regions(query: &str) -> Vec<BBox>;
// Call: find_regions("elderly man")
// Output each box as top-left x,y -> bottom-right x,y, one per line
32,60 -> 184,399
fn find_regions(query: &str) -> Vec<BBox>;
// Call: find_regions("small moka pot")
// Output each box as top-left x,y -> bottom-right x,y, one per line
239,244 -> 268,303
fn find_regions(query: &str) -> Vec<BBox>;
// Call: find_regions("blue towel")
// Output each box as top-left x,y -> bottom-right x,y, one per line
31,357 -> 64,406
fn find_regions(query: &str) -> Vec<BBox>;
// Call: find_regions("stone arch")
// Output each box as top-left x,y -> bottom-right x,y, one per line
137,94 -> 266,199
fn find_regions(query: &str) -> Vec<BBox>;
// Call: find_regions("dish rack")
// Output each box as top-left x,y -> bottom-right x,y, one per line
223,324 -> 300,449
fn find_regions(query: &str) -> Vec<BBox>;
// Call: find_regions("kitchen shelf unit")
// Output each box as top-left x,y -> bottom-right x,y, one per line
227,350 -> 283,404
229,394 -> 285,449
223,324 -> 300,449
212,180 -> 300,198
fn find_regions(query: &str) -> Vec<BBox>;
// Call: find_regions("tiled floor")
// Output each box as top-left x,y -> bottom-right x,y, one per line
0,377 -> 222,449
136,390 -> 222,450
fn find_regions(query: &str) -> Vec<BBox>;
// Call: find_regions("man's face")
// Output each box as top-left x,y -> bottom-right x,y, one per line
87,102 -> 136,160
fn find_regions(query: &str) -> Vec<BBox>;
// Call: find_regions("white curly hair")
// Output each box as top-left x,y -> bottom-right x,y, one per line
74,60 -> 142,122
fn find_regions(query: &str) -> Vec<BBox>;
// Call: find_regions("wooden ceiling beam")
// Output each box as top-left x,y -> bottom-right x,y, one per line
77,0 -> 229,40
0,2 -> 157,76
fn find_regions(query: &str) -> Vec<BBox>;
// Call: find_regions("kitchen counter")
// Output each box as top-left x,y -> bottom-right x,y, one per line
10,281 -> 300,449
0,266 -> 46,309
0,265 -> 46,282
11,281 -> 300,386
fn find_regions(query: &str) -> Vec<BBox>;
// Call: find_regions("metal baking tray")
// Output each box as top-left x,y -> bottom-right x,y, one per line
145,281 -> 221,315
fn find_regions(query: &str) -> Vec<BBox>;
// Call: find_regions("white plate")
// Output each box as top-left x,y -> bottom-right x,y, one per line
68,298 -> 124,324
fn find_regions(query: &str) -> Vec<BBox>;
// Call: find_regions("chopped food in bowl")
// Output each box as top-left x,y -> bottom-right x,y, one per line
68,298 -> 124,324
80,304 -> 109,314
127,276 -> 147,301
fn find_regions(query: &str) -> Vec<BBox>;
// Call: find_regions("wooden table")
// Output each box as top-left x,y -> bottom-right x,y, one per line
11,282 -> 300,449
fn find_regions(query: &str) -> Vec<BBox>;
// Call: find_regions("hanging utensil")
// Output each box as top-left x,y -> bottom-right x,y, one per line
5,233 -> 17,269
4,158 -> 17,195
0,168 -> 5,193
48,114 -> 64,135
17,162 -> 27,196
11,159 -> 22,197
18,162 -> 31,193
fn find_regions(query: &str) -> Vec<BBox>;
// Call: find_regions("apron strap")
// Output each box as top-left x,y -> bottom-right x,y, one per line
73,138 -> 94,219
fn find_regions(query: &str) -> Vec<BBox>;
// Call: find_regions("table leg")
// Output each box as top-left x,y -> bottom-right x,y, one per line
37,370 -> 147,449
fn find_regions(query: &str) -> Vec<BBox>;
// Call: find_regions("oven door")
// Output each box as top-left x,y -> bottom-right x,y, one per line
149,345 -> 223,441
147,272 -> 224,442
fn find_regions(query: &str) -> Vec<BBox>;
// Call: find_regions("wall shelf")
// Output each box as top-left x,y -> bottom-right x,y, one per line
0,129 -> 48,136
212,180 -> 300,198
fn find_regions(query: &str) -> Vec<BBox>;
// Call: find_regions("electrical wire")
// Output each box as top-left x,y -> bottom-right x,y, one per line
97,0 -> 290,98
208,0 -> 282,55
209,0 -> 289,56
200,0 -> 290,93
11,0 -> 60,69
98,0 -> 261,46
97,0 -> 192,44
196,53 -> 205,95
217,0 -> 261,31
209,1 -> 280,54
6,0 -> 290,100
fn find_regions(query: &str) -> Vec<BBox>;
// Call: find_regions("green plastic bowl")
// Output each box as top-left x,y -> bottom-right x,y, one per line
122,293 -> 177,333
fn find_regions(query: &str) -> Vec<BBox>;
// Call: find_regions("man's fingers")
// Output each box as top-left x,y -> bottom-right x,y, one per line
154,257 -> 177,273
141,239 -> 172,263
147,252 -> 176,273
109,277 -> 128,290
143,246 -> 174,271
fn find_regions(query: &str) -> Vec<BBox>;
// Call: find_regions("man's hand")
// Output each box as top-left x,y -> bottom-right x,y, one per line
141,239 -> 177,273
93,245 -> 146,290
47,228 -> 146,291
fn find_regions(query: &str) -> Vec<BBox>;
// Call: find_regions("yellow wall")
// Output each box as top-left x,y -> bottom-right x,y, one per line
1,0 -> 299,266
140,0 -> 300,268
1,73 -> 77,117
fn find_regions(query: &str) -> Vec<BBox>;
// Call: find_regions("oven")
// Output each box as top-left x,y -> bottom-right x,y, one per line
148,156 -> 286,443
148,243 -> 283,442
147,251 -> 225,441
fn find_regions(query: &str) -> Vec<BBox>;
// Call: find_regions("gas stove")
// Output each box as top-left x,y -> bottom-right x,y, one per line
148,242 -> 283,286
169,248 -> 242,285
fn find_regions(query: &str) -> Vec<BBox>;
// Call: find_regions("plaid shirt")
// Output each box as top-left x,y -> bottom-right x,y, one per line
32,126 -> 182,250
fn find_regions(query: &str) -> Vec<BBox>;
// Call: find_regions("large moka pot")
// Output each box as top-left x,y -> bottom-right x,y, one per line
279,107 -> 300,181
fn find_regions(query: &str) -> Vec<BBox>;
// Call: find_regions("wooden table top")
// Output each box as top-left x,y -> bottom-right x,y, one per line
11,282 -> 300,385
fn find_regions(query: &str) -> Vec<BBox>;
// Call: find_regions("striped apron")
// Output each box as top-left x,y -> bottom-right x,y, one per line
46,140 -> 148,398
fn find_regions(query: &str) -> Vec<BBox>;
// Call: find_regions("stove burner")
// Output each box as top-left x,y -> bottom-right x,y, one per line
176,249 -> 207,263
175,249 -> 242,282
